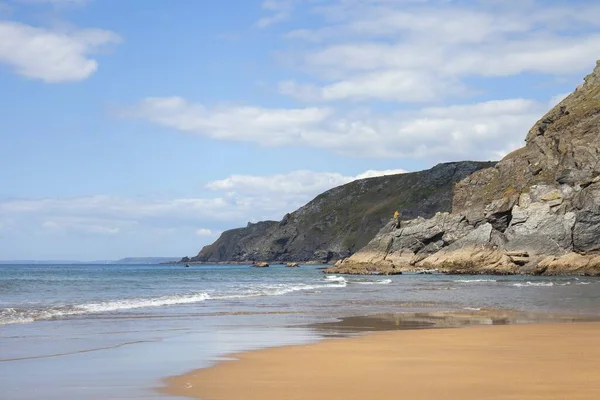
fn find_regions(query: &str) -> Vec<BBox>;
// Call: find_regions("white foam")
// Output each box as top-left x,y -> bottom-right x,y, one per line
354,279 -> 392,285
0,308 -> 35,325
210,279 -> 347,301
513,282 -> 554,287
1,277 -> 352,326
1,307 -> 69,326
325,275 -> 348,284
77,292 -> 211,313
455,279 -> 497,283
0,292 -> 212,326
464,307 -> 482,311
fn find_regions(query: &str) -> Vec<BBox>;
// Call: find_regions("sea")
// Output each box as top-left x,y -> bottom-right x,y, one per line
1,263 -> 600,399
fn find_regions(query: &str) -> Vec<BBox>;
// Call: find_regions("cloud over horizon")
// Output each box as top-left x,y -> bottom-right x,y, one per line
0,168 -> 409,259
3,0 -> 598,260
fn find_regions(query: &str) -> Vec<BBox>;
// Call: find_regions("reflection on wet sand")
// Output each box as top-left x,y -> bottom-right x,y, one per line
307,309 -> 600,336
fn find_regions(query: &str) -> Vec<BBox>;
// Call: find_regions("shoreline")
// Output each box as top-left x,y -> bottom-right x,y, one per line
164,261 -> 333,265
160,311 -> 600,399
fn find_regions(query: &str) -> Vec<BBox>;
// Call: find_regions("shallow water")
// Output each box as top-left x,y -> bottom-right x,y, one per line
1,264 -> 600,399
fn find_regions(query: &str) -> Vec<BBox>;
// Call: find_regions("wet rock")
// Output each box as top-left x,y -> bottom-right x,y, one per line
251,262 -> 269,268
535,253 -> 600,276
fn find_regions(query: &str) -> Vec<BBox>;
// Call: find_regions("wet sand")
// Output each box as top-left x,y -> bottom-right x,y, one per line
163,320 -> 600,400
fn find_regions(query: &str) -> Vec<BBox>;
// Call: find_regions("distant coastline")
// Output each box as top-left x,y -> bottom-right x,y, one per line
165,260 -> 331,266
2,257 -> 180,265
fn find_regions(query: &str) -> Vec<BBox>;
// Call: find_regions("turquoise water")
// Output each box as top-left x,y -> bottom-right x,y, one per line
1,264 -> 600,399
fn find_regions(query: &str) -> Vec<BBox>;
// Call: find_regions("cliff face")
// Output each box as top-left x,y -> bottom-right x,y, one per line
189,161 -> 495,263
328,61 -> 600,276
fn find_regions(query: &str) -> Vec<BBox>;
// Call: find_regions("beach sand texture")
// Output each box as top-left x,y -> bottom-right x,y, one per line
164,322 -> 600,400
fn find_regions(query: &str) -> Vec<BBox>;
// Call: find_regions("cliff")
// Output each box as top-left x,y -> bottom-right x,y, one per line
187,161 -> 495,263
328,61 -> 600,276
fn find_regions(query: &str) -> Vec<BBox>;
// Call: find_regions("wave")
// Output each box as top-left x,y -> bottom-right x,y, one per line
513,282 -> 555,287
0,277 -> 348,326
78,292 -> 211,313
324,275 -> 348,284
212,281 -> 347,300
455,279 -> 497,283
0,292 -> 211,326
353,279 -> 392,285
554,281 -> 592,286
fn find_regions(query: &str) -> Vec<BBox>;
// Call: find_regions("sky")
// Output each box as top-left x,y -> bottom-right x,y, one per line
1,0 -> 599,260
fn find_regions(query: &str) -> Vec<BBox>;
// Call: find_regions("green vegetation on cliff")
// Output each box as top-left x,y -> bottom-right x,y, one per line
328,61 -> 600,276
186,161 -> 495,263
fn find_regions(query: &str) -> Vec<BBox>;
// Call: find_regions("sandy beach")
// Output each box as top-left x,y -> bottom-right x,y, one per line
163,321 -> 600,400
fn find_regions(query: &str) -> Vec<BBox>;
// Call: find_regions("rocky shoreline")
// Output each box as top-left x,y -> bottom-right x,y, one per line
184,161 -> 494,264
327,61 -> 600,277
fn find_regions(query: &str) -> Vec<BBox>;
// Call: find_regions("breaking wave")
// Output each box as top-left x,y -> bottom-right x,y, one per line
1,276 -> 348,326
353,279 -> 392,285
513,282 -> 555,287
324,275 -> 348,284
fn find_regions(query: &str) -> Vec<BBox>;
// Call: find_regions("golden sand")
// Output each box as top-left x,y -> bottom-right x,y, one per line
163,322 -> 600,400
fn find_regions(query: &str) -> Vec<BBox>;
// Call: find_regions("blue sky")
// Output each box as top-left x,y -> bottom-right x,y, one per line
1,0 -> 599,260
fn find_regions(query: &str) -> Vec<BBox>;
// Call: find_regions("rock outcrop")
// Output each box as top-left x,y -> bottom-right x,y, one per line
251,262 -> 269,268
328,61 -> 600,276
185,161 -> 494,263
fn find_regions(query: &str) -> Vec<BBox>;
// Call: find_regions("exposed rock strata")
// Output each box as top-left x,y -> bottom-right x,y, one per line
328,61 -> 600,276
186,162 -> 494,263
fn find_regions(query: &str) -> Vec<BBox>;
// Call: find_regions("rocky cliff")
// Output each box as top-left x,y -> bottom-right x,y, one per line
327,61 -> 600,276
187,161 -> 495,263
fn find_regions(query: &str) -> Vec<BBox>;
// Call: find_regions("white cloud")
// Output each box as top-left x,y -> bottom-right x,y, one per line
277,1 -> 600,103
196,228 -> 219,237
128,97 -> 331,146
0,195 -> 245,222
256,0 -> 295,28
1,167 -> 409,256
0,194 -> 301,238
41,218 -> 122,235
353,169 -> 408,180
206,169 -> 408,196
129,96 -> 547,160
0,21 -> 120,82
281,70 -> 465,102
41,220 -> 61,229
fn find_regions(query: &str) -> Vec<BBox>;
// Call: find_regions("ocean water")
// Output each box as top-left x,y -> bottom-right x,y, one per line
1,263 -> 600,399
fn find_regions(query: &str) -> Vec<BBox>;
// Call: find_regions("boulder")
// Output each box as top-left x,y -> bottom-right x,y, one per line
324,259 -> 402,275
251,262 -> 269,268
331,61 -> 600,276
535,253 -> 600,276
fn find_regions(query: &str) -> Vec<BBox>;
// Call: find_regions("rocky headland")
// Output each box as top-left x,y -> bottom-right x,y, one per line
184,161 -> 494,264
327,61 -> 600,276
